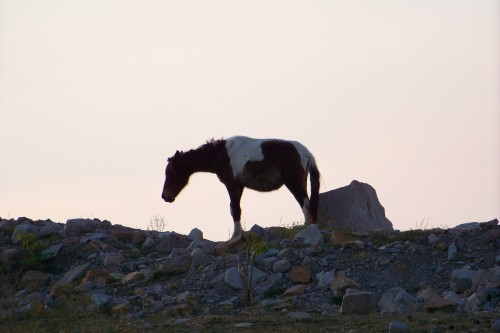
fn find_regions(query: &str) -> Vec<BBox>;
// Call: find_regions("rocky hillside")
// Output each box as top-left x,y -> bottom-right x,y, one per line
0,216 -> 499,331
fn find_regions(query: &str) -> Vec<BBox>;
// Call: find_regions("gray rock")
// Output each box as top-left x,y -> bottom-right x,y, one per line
41,243 -> 63,261
258,256 -> 278,270
255,273 -> 282,295
273,259 -> 291,273
317,180 -> 393,232
294,224 -> 324,248
492,318 -> 500,333
389,320 -> 409,333
187,228 -> 203,241
90,293 -> 112,311
443,290 -> 465,307
448,243 -> 458,261
427,233 -> 440,246
55,263 -> 90,287
318,271 -> 336,289
38,223 -> 63,238
450,269 -> 480,293
340,289 -> 376,314
224,267 -> 243,290
11,223 -> 39,245
65,218 -> 98,237
287,311 -> 312,321
142,237 -> 155,249
378,287 -> 415,313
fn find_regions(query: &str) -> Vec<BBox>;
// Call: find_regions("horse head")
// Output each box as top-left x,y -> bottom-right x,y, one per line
162,150 -> 189,203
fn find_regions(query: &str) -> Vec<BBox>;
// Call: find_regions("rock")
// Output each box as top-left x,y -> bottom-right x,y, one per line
142,237 -> 155,249
90,293 -> 112,311
41,243 -> 62,261
294,224 -> 324,248
273,259 -> 291,273
81,269 -> 112,287
287,311 -> 312,321
340,289 -> 376,314
389,320 -> 409,333
21,271 -> 50,291
427,234 -> 439,246
110,227 -> 134,243
318,270 -> 336,288
0,248 -> 21,265
176,291 -> 191,303
215,234 -> 244,254
254,273 -> 282,296
38,223 -> 62,238
450,269 -> 480,293
443,290 -> 465,308
11,223 -> 39,245
288,266 -> 311,283
465,293 -> 481,313
61,263 -> 91,285
187,228 -> 203,241
111,302 -> 133,315
65,218 -> 98,237
378,287 -> 415,313
0,219 -> 18,234
259,256 -> 278,270
330,229 -> 351,246
224,267 -> 243,290
448,243 -> 458,261
234,323 -> 254,328
317,180 -> 393,232
492,318 -> 500,333
435,240 -> 448,252
346,240 -> 365,250
132,230 -> 148,245
282,284 -> 306,297
103,252 -> 125,266
122,272 -> 145,284
330,271 -> 361,293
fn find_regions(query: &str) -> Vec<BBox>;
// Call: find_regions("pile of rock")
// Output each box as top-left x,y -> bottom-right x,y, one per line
0,215 -> 498,331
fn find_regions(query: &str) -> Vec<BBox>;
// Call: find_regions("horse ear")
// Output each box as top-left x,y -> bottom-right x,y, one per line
175,150 -> 181,157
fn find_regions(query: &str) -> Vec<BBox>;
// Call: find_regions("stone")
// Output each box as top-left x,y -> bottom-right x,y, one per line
273,259 -> 291,273
187,228 -> 203,241
389,320 -> 409,333
346,240 -> 365,250
21,271 -> 50,291
142,237 -> 155,249
110,228 -> 134,243
0,219 -> 18,234
443,290 -> 465,308
450,269 -> 480,293
378,287 -> 415,313
288,266 -> 311,283
81,269 -> 112,287
38,223 -> 62,238
59,263 -> 90,286
465,293 -> 481,313
294,224 -> 324,248
282,284 -> 306,297
317,180 -> 393,232
90,293 -> 112,311
132,230 -> 148,245
254,274 -> 282,296
65,218 -> 98,237
111,302 -> 133,315
330,229 -> 351,246
427,233 -> 439,246
41,243 -> 62,261
424,295 -> 456,312
11,223 -> 39,245
259,257 -> 278,270
176,291 -> 191,303
122,272 -> 145,284
330,272 -> 361,293
448,243 -> 458,261
234,323 -> 254,328
224,267 -> 243,290
287,311 -> 312,321
215,234 -> 244,254
435,240 -> 448,252
318,270 -> 336,288
103,252 -> 125,266
492,318 -> 500,333
340,289 -> 376,314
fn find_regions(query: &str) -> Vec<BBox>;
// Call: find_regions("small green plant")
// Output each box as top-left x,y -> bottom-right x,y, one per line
239,232 -> 268,306
17,231 -> 56,272
278,221 -> 306,239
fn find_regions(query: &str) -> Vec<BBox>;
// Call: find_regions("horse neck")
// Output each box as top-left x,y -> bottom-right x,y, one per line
182,144 -> 220,174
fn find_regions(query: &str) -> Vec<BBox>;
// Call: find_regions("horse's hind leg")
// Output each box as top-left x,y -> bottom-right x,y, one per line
285,180 -> 312,225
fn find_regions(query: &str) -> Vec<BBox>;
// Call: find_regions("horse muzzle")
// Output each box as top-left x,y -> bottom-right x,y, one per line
162,194 -> 175,203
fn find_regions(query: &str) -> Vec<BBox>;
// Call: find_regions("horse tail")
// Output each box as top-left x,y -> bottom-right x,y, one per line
309,160 -> 320,224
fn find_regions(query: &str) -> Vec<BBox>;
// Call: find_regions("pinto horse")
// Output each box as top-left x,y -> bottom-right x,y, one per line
161,136 -> 320,237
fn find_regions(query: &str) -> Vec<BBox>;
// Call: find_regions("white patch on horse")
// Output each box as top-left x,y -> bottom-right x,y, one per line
290,141 -> 314,172
226,136 -> 265,177
302,197 -> 310,223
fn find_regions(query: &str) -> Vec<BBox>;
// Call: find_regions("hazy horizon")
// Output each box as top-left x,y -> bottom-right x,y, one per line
1,1 -> 499,241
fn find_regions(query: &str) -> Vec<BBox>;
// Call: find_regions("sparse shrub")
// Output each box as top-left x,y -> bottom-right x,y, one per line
239,232 -> 267,306
278,221 -> 306,239
147,214 -> 167,233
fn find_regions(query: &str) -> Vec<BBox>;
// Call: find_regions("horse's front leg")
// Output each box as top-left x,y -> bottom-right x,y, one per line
226,184 -> 244,238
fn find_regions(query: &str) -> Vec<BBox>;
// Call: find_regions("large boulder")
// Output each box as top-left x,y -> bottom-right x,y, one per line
317,180 -> 393,232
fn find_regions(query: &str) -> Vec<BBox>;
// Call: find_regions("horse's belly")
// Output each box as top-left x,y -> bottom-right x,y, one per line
238,166 -> 284,192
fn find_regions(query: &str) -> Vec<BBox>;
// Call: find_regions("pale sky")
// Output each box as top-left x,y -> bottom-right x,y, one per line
1,0 -> 499,241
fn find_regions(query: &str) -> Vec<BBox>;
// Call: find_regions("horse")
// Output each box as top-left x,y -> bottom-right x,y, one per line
161,136 -> 320,237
